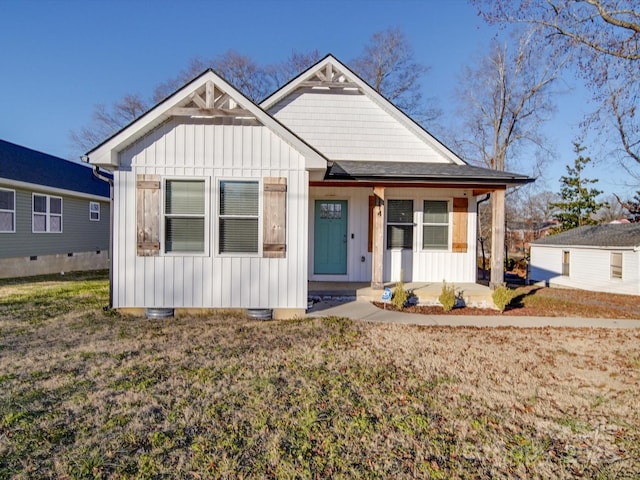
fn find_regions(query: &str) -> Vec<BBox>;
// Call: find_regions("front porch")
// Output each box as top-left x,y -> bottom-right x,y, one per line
309,281 -> 495,308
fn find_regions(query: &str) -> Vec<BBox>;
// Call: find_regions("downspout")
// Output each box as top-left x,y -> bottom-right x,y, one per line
476,194 -> 491,281
83,156 -> 114,310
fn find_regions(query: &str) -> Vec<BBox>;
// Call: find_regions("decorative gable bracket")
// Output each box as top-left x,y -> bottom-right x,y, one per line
299,63 -> 360,91
168,81 -> 256,119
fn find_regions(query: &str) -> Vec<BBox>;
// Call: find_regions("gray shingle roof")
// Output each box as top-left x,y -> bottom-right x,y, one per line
0,139 -> 110,198
326,160 -> 533,185
532,224 -> 640,248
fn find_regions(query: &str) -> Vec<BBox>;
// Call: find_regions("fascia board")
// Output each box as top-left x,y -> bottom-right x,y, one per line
0,178 -> 109,202
88,72 -> 217,167
532,243 -> 638,250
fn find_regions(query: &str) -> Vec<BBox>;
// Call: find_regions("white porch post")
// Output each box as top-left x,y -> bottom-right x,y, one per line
371,186 -> 385,289
490,188 -> 505,289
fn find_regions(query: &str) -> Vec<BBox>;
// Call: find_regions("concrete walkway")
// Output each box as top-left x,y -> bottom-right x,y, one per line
306,299 -> 640,328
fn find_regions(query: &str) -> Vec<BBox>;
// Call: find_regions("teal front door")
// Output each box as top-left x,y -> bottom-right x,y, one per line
314,200 -> 348,274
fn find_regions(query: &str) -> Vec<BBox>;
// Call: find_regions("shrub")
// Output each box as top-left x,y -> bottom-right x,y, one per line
492,284 -> 515,312
505,257 -> 516,271
439,281 -> 456,312
391,281 -> 409,310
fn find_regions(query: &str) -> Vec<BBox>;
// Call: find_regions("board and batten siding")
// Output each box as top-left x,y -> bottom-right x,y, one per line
530,245 -> 640,295
0,187 -> 109,258
112,118 -> 309,310
268,91 -> 449,163
308,186 -> 477,283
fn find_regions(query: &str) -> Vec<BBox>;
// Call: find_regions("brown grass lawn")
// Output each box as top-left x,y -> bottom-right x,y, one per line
1,272 -> 639,479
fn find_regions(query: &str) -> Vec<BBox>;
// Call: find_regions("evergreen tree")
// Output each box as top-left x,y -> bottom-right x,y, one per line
551,143 -> 606,232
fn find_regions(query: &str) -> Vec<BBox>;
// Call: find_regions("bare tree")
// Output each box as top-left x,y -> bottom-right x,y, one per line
473,0 -> 640,165
153,57 -> 209,102
70,51 -> 271,155
268,49 -> 323,90
69,93 -> 148,155
527,190 -> 561,225
453,28 -> 564,174
613,191 -> 640,222
350,27 -> 440,123
154,51 -> 271,103
597,194 -> 629,222
71,30 -> 439,156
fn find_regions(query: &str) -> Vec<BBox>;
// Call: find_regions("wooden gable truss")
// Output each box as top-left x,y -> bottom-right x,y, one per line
297,62 -> 361,92
168,80 -> 259,124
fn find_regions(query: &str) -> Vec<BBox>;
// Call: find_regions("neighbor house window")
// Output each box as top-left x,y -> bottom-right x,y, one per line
611,252 -> 622,279
423,200 -> 449,250
0,188 -> 15,232
33,194 -> 62,233
387,199 -> 413,249
562,250 -> 570,276
219,180 -> 259,254
89,201 -> 100,221
164,179 -> 205,253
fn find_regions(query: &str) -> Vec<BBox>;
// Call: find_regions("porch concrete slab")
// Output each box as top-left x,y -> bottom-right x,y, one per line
305,299 -> 640,329
310,281 -> 495,308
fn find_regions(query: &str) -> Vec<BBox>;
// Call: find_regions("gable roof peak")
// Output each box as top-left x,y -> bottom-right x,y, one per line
261,54 -> 467,166
86,68 -> 327,170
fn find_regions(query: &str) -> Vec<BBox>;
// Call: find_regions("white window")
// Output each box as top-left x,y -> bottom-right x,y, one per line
219,180 -> 259,254
0,188 -> 15,233
164,179 -> 205,253
611,252 -> 622,279
423,200 -> 449,250
89,201 -> 100,221
33,194 -> 62,233
387,199 -> 413,249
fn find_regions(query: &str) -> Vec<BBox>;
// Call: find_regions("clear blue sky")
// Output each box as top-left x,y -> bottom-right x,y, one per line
0,0 -> 634,197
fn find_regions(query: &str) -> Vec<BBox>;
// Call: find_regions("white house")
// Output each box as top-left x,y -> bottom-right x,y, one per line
87,55 -> 532,317
530,223 -> 640,295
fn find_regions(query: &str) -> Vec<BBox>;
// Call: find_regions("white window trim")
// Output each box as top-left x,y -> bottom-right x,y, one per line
89,201 -> 100,221
0,188 -> 16,233
162,177 -> 210,256
32,193 -> 63,233
216,177 -> 262,257
421,198 -> 451,251
611,252 -> 623,280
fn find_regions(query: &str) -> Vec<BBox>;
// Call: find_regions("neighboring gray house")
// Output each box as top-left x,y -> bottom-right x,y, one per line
0,139 -> 111,278
530,223 -> 640,295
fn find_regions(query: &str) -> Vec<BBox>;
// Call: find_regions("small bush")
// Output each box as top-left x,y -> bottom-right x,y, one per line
492,284 -> 515,312
391,281 -> 409,310
439,281 -> 456,312
505,257 -> 516,271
